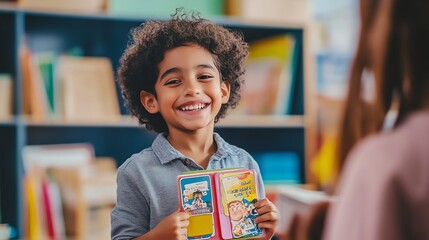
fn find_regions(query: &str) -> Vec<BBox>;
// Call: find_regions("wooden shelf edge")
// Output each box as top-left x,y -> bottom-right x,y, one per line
14,115 -> 305,128
218,115 -> 304,128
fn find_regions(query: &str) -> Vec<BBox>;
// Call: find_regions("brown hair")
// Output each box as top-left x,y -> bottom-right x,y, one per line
117,9 -> 248,133
338,0 -> 429,172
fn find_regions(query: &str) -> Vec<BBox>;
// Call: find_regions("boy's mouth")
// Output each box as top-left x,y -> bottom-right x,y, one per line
177,103 -> 210,111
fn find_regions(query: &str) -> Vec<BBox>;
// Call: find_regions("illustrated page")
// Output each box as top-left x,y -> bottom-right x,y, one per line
220,171 -> 262,238
179,175 -> 214,239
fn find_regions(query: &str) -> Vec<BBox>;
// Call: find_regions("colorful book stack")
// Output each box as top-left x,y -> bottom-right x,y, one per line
177,168 -> 264,239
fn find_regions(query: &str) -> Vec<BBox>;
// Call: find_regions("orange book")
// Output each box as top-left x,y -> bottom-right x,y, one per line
20,46 -> 50,120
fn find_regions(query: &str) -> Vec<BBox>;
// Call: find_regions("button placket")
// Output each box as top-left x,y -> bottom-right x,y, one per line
183,158 -> 192,166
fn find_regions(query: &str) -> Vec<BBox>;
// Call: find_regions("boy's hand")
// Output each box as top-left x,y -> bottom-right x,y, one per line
152,207 -> 190,240
255,198 -> 280,240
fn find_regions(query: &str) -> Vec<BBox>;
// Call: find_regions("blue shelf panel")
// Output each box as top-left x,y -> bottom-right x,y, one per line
0,125 -> 18,230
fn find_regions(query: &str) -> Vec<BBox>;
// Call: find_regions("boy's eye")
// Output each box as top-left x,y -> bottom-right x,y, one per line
198,74 -> 213,80
164,79 -> 181,85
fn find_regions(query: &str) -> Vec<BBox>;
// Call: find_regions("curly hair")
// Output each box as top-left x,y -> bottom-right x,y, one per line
117,10 -> 249,133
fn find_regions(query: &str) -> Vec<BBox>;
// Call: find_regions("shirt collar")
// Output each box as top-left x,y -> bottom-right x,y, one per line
152,132 -> 238,165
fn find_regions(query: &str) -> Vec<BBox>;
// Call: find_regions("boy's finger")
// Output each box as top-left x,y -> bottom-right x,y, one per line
178,211 -> 190,220
255,209 -> 280,222
256,203 -> 278,215
178,219 -> 190,227
256,220 -> 276,229
255,198 -> 272,208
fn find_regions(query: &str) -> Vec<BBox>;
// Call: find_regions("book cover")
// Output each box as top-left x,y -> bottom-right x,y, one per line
0,74 -> 13,120
34,52 -> 57,115
57,56 -> 120,121
177,168 -> 264,240
219,171 -> 262,239
20,45 -> 50,120
234,34 -> 297,115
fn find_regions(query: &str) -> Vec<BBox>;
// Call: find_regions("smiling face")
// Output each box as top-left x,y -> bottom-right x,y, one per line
228,201 -> 247,221
140,44 -> 230,134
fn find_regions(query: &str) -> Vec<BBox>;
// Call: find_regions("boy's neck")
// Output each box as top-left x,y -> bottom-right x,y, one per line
167,128 -> 216,169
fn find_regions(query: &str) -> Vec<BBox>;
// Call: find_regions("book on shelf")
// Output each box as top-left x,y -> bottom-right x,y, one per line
57,55 -> 121,121
0,224 -> 16,239
34,52 -> 57,115
22,143 -> 116,240
20,45 -> 121,122
234,34 -> 298,115
22,143 -> 94,172
0,74 -> 13,120
253,151 -> 301,185
20,45 -> 50,120
18,0 -> 107,13
177,168 -> 264,239
265,185 -> 332,237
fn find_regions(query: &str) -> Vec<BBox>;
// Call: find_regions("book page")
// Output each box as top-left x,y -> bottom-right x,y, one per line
220,171 -> 262,238
179,175 -> 214,239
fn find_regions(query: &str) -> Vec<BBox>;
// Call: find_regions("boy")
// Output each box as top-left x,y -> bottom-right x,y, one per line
191,190 -> 206,210
111,10 -> 279,240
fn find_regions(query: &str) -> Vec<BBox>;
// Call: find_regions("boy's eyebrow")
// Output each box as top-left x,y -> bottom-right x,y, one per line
196,64 -> 216,71
159,64 -> 216,80
159,68 -> 180,80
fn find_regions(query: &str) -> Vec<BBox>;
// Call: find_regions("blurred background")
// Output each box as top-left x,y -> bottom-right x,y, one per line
0,0 -> 358,239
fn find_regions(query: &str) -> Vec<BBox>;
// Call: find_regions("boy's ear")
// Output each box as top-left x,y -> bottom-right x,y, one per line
221,81 -> 231,104
140,90 -> 159,114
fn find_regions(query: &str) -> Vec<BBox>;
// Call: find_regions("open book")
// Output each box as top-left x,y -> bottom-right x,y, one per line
177,168 -> 264,239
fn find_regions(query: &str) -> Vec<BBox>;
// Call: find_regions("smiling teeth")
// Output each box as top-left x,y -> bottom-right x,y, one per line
180,103 -> 206,111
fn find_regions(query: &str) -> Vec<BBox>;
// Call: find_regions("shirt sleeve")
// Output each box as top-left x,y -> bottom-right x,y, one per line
111,166 -> 151,240
323,145 -> 406,240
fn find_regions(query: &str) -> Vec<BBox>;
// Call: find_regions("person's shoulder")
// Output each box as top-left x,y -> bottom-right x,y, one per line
342,113 -> 429,185
350,111 -> 429,166
228,143 -> 251,156
118,147 -> 156,172
217,135 -> 252,157
346,132 -> 401,173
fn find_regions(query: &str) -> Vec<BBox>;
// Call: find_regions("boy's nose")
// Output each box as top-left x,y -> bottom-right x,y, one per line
183,80 -> 201,96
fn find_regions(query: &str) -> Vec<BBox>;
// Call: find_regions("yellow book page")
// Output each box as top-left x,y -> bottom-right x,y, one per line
219,170 -> 258,214
187,214 -> 214,237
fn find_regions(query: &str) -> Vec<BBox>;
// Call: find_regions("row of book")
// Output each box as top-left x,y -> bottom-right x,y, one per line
20,46 -> 121,122
17,0 -> 309,24
22,143 -> 117,240
20,33 -> 299,123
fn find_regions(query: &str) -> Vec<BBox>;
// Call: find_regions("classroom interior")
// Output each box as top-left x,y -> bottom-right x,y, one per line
0,0 -> 358,239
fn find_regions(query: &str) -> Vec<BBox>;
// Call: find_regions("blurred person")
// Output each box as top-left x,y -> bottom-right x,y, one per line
323,0 -> 429,239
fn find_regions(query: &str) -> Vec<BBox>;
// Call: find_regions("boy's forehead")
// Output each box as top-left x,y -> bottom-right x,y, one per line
157,45 -> 219,79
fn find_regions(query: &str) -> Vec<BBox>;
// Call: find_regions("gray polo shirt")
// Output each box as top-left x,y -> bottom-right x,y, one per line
111,132 -> 265,240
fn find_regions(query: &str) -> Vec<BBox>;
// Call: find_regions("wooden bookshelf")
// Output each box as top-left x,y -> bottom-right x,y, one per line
0,3 -> 309,238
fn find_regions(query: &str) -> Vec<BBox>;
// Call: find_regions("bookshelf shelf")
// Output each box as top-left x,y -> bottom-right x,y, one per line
219,115 -> 305,128
0,3 -> 308,238
17,115 -> 305,128
0,118 -> 16,126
